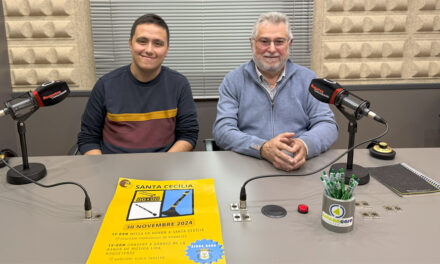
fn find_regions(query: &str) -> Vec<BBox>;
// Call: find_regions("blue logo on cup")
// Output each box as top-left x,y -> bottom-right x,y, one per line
329,204 -> 345,218
186,239 -> 224,263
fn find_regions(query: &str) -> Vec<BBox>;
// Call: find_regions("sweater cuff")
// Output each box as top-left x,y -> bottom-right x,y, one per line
250,138 -> 267,159
79,143 -> 101,155
178,137 -> 197,149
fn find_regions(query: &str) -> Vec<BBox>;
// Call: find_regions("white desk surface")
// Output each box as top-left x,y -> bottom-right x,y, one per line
1,148 -> 439,263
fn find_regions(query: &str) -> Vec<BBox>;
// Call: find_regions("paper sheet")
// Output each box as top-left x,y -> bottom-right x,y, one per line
87,178 -> 226,263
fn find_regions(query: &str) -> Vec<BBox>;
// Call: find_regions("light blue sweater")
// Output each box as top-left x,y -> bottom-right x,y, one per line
213,60 -> 338,159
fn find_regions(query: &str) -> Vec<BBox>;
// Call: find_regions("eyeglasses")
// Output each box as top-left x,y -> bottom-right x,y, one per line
254,38 -> 288,48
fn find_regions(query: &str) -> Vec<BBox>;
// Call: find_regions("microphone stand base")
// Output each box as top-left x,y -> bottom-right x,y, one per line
330,163 -> 370,185
7,163 -> 47,185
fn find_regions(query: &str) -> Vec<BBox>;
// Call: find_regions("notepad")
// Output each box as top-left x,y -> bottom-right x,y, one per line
369,163 -> 440,197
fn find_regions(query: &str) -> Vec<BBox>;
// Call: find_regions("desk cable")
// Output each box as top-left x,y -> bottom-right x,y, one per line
239,121 -> 389,209
0,157 -> 92,219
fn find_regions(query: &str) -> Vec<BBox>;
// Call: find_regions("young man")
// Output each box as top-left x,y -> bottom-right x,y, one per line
78,14 -> 198,155
213,12 -> 338,171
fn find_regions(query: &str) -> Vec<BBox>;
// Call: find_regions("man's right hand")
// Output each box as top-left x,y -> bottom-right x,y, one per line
260,132 -> 298,171
84,149 -> 102,155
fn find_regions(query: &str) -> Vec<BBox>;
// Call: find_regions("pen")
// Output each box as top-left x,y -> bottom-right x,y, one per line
342,175 -> 354,200
344,176 -> 359,199
340,169 -> 345,199
336,181 -> 342,199
321,169 -> 358,200
333,181 -> 339,198
321,177 -> 331,196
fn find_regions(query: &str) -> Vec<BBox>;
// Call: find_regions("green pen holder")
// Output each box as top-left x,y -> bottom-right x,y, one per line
321,192 -> 355,233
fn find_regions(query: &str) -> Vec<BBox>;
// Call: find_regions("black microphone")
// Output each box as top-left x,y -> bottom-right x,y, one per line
0,80 -> 92,218
309,78 -> 385,124
0,80 -> 70,120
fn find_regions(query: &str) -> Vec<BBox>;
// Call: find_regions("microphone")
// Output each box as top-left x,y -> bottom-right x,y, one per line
1,80 -> 70,120
309,78 -> 385,124
0,80 -> 92,219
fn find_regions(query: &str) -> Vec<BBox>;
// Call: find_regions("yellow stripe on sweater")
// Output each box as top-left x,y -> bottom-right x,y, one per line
107,109 -> 177,122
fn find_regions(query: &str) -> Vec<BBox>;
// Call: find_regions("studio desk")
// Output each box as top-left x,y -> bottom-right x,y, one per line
1,148 -> 439,263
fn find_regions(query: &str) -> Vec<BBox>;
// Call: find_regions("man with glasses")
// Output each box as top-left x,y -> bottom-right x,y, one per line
213,12 -> 338,171
78,14 -> 199,155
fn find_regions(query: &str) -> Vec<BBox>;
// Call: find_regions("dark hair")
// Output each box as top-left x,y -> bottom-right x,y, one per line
130,13 -> 169,44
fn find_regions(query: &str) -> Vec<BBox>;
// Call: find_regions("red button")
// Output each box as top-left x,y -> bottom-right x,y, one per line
298,204 -> 308,214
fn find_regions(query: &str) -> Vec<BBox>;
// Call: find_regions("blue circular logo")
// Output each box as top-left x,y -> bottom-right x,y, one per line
186,239 -> 224,263
329,204 -> 345,218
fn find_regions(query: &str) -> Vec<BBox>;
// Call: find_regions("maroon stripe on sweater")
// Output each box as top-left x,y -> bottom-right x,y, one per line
103,117 -> 176,149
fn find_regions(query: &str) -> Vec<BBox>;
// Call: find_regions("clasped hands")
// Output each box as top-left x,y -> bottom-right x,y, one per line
260,132 -> 307,171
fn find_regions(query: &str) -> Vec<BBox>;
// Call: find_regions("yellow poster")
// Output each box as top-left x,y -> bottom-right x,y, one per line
87,178 -> 226,264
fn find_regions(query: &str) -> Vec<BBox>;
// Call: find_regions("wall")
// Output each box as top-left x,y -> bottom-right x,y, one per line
312,0 -> 440,86
333,88 -> 440,149
0,2 -> 16,152
2,0 -> 96,93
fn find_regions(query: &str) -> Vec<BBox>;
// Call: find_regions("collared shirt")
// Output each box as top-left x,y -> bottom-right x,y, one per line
255,66 -> 286,100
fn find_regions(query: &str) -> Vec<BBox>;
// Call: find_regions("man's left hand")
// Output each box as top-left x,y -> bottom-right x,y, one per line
283,138 -> 307,170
